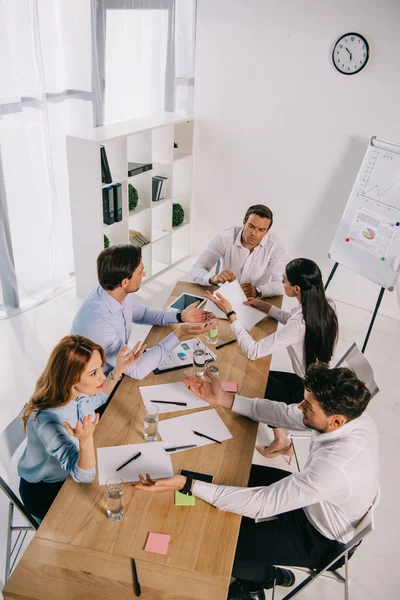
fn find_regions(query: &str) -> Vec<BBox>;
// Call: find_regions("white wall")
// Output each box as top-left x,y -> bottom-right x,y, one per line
192,0 -> 400,319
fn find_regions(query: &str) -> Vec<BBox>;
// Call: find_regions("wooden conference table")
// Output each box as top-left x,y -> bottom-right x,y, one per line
4,282 -> 282,600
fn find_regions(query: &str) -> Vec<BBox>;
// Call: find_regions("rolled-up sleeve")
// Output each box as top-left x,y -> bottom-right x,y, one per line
232,395 -> 307,429
258,242 -> 287,298
231,316 -> 303,361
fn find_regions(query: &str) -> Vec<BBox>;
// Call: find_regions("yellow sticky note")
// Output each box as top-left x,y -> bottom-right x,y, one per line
174,490 -> 196,506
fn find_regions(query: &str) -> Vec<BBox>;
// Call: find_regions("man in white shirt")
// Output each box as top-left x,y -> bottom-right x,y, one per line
134,364 -> 378,600
72,245 -> 215,380
190,204 -> 287,298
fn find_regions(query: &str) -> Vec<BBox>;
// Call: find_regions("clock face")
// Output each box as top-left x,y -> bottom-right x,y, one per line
332,33 -> 369,75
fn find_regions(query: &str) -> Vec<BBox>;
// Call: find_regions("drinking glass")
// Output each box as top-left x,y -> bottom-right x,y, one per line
206,322 -> 219,345
206,363 -> 220,378
144,403 -> 159,441
193,347 -> 206,377
106,477 -> 124,521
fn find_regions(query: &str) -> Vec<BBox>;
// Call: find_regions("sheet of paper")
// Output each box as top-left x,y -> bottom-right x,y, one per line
158,408 -> 233,448
205,280 -> 266,331
156,338 -> 216,372
97,442 -> 173,485
204,299 -> 227,319
144,532 -> 171,555
139,381 -> 209,413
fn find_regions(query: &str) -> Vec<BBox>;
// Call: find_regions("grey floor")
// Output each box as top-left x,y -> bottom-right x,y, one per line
0,255 -> 398,598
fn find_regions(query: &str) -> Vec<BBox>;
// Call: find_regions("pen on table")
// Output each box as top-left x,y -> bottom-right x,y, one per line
192,430 -> 222,445
164,444 -> 197,452
216,339 -> 237,350
150,400 -> 187,406
116,451 -> 141,472
131,557 -> 141,596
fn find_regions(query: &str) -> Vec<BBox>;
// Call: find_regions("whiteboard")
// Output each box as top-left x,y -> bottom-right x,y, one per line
328,137 -> 400,290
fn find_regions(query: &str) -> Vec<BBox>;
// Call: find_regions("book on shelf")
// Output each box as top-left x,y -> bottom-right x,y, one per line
102,186 -> 114,225
152,176 -> 168,202
101,146 -> 112,184
128,162 -> 152,177
113,184 -> 123,222
129,229 -> 150,247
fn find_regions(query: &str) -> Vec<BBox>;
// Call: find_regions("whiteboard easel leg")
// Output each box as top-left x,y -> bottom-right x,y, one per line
362,287 -> 385,354
325,262 -> 339,291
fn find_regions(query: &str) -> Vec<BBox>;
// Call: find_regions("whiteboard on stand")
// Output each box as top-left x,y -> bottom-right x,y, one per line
328,136 -> 400,291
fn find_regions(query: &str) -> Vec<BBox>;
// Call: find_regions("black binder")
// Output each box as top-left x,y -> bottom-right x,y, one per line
102,186 -> 114,225
113,184 -> 123,222
101,145 -> 112,184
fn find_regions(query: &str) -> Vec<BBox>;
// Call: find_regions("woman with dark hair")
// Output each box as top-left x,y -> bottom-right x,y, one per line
18,335 -> 145,520
206,258 -> 338,461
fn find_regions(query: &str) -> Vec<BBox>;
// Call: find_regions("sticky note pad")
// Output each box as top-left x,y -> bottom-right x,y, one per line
174,490 -> 196,506
222,381 -> 238,392
144,532 -> 171,555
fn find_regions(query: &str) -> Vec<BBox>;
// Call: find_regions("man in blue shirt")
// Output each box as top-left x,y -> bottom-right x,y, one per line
72,245 -> 214,380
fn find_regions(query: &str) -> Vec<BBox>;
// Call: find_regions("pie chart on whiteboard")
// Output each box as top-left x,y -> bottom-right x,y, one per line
362,228 -> 376,240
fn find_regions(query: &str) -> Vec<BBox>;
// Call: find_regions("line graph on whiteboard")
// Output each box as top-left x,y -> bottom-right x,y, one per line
357,148 -> 400,210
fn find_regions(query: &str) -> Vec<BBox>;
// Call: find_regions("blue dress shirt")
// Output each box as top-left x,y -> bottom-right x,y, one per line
18,392 -> 109,484
71,286 -> 180,379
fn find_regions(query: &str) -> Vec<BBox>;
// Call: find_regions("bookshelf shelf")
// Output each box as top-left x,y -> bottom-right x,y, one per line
67,113 -> 193,298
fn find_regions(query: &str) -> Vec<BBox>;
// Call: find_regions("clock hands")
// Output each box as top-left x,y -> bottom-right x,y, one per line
345,47 -> 353,61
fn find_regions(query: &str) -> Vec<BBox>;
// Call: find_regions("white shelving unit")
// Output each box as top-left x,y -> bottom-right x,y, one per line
66,113 -> 194,298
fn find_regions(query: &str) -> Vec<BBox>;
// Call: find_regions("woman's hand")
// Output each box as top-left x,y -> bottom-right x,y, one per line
181,300 -> 215,323
243,298 -> 272,314
175,320 -> 217,340
204,291 -> 233,315
133,473 -> 186,493
115,342 -> 146,376
64,413 -> 99,442
183,370 -> 234,409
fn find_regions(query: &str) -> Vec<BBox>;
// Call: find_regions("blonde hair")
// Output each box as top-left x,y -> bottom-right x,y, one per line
22,335 -> 106,429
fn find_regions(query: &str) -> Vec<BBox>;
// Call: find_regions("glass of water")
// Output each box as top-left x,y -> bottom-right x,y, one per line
193,347 -> 206,377
106,477 -> 124,521
206,322 -> 219,345
206,362 -> 220,378
144,403 -> 159,441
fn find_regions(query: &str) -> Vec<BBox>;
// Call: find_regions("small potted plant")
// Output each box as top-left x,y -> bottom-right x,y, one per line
128,184 -> 139,211
172,203 -> 185,228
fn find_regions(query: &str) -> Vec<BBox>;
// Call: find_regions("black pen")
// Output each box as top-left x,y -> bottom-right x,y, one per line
116,451 -> 141,472
216,339 -> 237,350
192,430 -> 222,444
164,444 -> 197,452
150,400 -> 187,406
131,557 -> 141,596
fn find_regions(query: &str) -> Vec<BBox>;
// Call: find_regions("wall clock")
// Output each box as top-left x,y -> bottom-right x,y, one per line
332,33 -> 370,75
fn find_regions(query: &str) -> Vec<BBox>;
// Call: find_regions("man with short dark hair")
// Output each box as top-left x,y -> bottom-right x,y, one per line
190,204 -> 287,298
72,245 -> 215,380
135,364 -> 379,599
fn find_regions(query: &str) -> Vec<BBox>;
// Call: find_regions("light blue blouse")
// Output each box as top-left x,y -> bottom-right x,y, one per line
18,391 -> 109,484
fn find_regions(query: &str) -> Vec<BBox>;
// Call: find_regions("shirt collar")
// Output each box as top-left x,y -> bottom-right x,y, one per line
314,414 -> 366,443
97,285 -> 124,315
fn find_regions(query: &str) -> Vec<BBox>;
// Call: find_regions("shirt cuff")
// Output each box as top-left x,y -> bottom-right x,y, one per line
230,320 -> 243,334
268,305 -> 281,320
159,332 -> 180,351
192,480 -> 219,504
164,308 -> 181,324
73,465 -> 96,483
232,394 -> 258,419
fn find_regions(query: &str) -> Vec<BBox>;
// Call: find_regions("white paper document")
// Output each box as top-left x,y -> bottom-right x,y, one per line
205,280 -> 266,331
158,408 -> 233,448
155,338 -> 216,372
139,381 -> 209,413
97,442 -> 174,485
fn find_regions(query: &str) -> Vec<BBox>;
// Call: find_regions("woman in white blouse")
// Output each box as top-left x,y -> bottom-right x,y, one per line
206,258 -> 338,461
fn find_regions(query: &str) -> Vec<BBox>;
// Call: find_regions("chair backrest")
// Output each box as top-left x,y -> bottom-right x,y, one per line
0,410 -> 26,467
352,487 -> 380,537
334,343 -> 379,399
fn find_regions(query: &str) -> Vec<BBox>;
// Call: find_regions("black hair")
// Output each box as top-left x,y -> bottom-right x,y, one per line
286,258 -> 338,368
243,204 -> 273,230
97,245 -> 142,290
304,363 -> 371,421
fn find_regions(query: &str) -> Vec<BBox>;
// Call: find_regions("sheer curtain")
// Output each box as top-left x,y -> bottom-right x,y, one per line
0,0 -> 196,319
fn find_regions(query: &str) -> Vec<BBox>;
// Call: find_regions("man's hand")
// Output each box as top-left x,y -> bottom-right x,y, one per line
181,300 -> 214,323
204,291 -> 234,317
133,473 -> 186,493
63,414 -> 99,442
210,270 -> 236,285
175,320 -> 217,340
115,342 -> 147,376
183,370 -> 234,409
243,298 -> 272,314
240,283 -> 257,298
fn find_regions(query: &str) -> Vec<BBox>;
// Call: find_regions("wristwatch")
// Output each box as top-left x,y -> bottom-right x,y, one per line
179,475 -> 194,496
255,286 -> 262,298
226,310 -> 236,319
108,369 -> 122,382
176,310 -> 183,323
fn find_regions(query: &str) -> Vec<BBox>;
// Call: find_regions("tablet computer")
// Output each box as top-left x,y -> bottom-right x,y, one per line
168,292 -> 206,311
179,469 -> 214,483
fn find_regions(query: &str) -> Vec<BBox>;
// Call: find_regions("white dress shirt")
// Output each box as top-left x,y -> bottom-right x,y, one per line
190,227 -> 287,297
193,397 -> 379,544
231,304 -> 306,377
71,286 -> 180,379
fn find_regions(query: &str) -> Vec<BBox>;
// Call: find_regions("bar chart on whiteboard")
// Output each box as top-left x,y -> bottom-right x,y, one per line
329,138 -> 400,290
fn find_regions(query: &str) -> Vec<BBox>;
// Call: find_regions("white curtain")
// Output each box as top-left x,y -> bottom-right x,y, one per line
0,0 -> 196,318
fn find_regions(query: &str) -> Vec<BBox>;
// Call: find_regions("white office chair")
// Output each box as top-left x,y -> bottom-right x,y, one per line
272,488 -> 380,600
290,342 -> 379,471
0,411 -> 39,584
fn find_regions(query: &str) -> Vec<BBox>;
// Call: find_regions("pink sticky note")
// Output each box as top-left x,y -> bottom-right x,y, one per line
222,381 -> 238,392
144,532 -> 171,555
